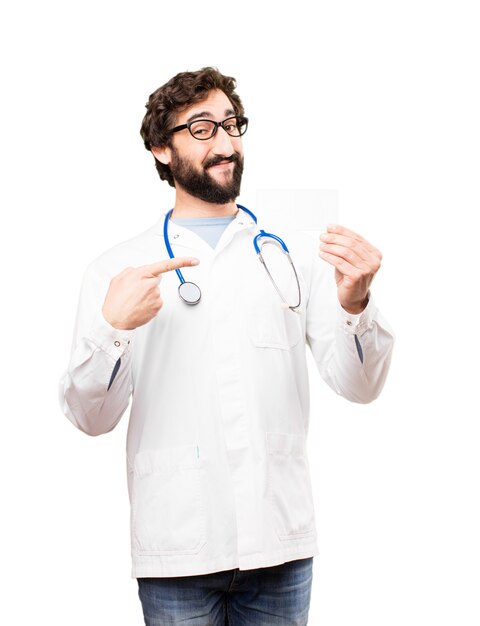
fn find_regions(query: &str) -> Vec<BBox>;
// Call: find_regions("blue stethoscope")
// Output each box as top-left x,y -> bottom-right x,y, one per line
163,204 -> 301,310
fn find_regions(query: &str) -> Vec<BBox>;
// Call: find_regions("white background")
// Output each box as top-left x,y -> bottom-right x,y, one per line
1,1 -> 479,624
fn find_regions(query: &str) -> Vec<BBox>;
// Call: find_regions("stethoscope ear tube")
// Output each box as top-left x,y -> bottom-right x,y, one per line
257,249 -> 301,311
254,230 -> 290,254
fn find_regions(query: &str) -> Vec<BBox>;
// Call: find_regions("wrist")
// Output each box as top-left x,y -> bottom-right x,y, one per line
102,308 -> 131,331
341,295 -> 369,315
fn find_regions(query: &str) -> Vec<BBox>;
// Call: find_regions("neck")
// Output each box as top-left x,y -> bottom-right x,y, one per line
170,187 -> 238,219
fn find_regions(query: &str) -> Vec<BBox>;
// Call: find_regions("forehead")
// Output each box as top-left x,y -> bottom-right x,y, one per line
176,89 -> 235,124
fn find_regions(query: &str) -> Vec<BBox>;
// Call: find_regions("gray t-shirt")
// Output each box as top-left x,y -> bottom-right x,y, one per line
171,216 -> 235,249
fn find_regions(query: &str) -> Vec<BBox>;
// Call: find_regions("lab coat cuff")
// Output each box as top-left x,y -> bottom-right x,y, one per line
338,291 -> 377,336
88,312 -> 134,360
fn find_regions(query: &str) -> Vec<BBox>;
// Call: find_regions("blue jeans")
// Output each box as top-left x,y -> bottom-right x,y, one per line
137,557 -> 313,625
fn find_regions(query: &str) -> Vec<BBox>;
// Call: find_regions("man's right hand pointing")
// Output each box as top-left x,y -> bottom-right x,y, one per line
102,258 -> 200,330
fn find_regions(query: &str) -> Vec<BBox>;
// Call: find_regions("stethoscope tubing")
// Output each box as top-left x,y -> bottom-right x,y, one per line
163,208 -> 186,285
163,204 -> 300,309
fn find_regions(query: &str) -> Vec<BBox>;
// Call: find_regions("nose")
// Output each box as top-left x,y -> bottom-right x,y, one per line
210,125 -> 236,155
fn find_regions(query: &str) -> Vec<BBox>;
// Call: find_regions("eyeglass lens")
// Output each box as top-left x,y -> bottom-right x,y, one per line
189,116 -> 247,140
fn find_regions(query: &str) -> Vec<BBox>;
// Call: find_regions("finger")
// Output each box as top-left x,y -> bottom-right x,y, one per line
326,224 -> 381,257
319,243 -> 371,271
319,249 -> 368,277
141,257 -> 200,277
320,233 -> 379,264
327,224 -> 364,241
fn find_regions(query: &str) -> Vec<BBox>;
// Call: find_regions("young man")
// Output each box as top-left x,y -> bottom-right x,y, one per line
60,67 -> 394,625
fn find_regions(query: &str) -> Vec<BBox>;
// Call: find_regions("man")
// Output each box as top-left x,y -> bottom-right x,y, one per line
60,67 -> 394,625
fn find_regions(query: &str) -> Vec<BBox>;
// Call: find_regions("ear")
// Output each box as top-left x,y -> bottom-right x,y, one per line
151,145 -> 172,166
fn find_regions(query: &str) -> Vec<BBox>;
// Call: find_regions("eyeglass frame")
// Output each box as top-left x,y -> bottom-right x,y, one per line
168,115 -> 249,141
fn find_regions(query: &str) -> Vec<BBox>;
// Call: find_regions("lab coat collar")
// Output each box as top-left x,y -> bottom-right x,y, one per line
153,207 -> 257,254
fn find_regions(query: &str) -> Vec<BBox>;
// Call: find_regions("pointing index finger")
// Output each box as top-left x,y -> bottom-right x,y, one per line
142,257 -> 200,277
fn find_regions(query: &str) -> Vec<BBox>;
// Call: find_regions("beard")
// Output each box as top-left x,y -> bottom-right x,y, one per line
169,148 -> 244,204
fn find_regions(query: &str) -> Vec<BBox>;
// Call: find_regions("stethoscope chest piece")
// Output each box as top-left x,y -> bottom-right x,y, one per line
178,281 -> 201,305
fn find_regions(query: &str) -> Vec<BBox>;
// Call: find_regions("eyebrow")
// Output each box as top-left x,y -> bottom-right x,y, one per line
186,108 -> 236,123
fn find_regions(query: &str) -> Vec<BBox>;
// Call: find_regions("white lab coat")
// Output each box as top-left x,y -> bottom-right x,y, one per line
59,210 -> 395,578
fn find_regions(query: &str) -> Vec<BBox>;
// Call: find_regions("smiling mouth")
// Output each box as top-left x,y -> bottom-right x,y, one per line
208,160 -> 233,168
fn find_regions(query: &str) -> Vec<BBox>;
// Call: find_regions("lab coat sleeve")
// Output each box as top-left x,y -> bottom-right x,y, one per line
305,252 -> 395,404
59,262 -> 135,436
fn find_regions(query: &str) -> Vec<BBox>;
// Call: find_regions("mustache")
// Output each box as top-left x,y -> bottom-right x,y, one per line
204,153 -> 241,169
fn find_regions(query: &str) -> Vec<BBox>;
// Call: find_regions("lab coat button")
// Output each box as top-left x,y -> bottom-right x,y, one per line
346,320 -> 352,326
174,234 -> 179,239
114,340 -> 121,347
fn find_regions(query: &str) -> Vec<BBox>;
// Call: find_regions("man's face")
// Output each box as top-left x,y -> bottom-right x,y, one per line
164,90 -> 245,204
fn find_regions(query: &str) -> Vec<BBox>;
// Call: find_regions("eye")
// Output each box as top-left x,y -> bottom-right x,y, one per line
190,120 -> 215,137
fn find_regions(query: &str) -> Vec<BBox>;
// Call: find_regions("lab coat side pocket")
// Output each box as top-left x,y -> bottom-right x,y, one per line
131,444 -> 206,556
266,432 -> 316,541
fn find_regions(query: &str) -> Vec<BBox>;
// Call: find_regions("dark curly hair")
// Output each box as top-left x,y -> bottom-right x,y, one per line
140,67 -> 245,187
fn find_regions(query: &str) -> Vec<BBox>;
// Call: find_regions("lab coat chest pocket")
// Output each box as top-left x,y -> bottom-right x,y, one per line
266,432 -> 316,541
132,445 -> 206,556
247,302 -> 302,350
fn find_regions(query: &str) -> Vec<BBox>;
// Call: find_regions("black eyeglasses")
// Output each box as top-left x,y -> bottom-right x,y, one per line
169,115 -> 248,141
